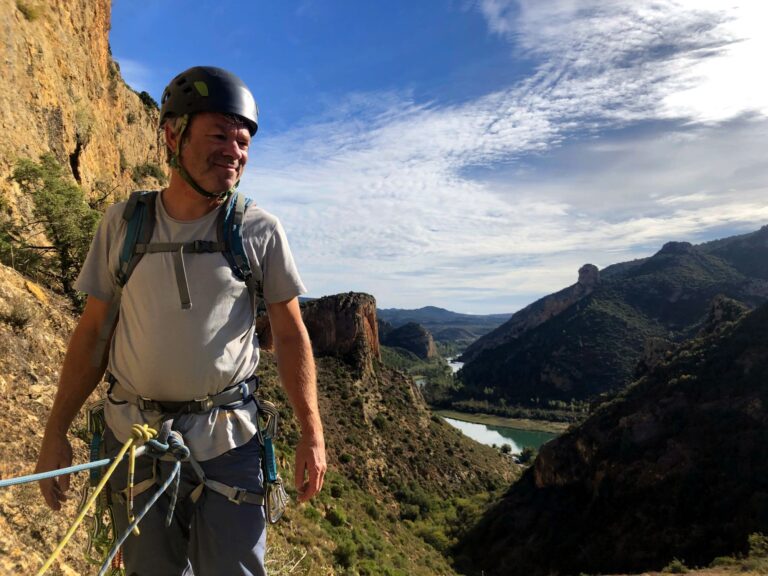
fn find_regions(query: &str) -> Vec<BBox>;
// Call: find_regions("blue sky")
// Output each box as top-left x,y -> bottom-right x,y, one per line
111,0 -> 768,314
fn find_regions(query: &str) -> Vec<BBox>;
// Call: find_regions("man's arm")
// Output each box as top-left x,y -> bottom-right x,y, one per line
36,296 -> 112,510
266,297 -> 326,502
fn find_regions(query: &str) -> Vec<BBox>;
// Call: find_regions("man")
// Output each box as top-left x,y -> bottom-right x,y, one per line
35,66 -> 326,575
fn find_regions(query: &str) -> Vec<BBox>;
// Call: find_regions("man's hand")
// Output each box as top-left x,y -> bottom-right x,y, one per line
35,433 -> 73,511
294,430 -> 326,502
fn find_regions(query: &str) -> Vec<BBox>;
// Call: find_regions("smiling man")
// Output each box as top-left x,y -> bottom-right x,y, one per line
35,66 -> 326,576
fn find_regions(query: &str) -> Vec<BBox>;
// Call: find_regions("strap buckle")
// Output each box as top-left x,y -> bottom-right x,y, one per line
194,396 -> 214,412
137,396 -> 155,411
191,240 -> 217,253
228,486 -> 248,505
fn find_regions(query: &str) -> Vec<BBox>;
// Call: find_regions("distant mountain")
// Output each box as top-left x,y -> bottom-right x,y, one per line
377,306 -> 511,346
456,226 -> 768,408
455,300 -> 768,576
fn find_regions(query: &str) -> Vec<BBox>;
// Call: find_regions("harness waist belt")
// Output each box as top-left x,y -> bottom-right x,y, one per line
106,375 -> 259,414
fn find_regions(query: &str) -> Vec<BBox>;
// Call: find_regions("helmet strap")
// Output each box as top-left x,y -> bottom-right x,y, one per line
169,114 -> 238,200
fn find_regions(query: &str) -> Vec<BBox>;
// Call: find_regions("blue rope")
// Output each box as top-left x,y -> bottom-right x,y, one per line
97,461 -> 182,576
0,446 -> 151,489
0,459 -> 112,488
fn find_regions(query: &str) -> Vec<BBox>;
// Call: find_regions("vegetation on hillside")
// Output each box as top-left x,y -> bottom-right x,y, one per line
455,301 -> 768,576
453,233 -> 768,414
255,352 -> 515,575
4,154 -> 101,306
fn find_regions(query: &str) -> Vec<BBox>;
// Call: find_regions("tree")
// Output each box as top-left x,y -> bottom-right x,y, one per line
10,154 -> 101,305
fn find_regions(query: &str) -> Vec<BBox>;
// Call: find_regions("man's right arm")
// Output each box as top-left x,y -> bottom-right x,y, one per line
36,296 -> 112,510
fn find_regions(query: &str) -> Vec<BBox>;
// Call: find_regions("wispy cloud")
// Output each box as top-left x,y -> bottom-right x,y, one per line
242,1 -> 768,313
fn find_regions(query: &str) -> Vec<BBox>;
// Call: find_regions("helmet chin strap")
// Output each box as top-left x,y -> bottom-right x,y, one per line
170,115 -> 239,200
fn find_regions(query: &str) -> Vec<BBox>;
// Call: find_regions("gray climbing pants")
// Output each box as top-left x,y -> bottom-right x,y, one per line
104,428 -> 267,576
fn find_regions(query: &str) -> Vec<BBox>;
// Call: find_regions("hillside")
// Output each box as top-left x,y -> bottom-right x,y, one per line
456,229 -> 768,411
0,275 -> 516,574
455,300 -> 768,576
378,306 -> 510,347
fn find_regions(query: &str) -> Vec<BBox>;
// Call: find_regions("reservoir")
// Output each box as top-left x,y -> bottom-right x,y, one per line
443,416 -> 558,454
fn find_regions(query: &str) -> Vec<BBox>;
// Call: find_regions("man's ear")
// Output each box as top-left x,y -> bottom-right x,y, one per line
164,121 -> 178,155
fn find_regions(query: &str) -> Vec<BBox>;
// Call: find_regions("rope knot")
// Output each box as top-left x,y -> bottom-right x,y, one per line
167,431 -> 191,461
130,424 -> 157,443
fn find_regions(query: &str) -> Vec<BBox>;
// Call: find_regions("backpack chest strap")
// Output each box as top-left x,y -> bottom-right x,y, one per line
135,240 -> 227,310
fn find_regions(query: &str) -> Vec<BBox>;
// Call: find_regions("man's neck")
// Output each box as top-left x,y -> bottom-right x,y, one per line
161,176 -> 225,220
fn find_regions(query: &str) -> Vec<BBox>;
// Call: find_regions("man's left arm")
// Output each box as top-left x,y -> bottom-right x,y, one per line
266,297 -> 326,502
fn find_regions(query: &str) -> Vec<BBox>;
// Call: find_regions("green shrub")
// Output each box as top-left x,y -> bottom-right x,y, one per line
749,532 -> 768,557
330,484 -> 344,498
326,507 -> 347,527
0,295 -> 35,330
662,558 -> 688,573
132,162 -> 166,184
17,1 -> 41,21
11,155 -> 101,305
139,91 -> 159,110
333,539 -> 357,569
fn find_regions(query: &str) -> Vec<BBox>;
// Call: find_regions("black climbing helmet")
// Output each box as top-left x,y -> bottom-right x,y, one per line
159,66 -> 259,135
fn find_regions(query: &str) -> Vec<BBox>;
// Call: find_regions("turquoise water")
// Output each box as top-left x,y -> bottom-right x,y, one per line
443,417 -> 558,454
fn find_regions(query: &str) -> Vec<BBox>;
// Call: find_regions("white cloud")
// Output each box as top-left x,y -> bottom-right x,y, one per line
240,1 -> 768,313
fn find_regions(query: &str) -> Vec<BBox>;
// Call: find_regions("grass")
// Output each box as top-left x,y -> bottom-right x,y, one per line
434,409 -> 570,433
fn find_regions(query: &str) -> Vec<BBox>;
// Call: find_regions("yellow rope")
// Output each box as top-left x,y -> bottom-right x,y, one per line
36,424 -> 156,576
127,443 -> 139,535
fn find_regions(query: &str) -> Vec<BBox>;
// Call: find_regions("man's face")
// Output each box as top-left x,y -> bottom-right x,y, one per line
175,112 -> 251,194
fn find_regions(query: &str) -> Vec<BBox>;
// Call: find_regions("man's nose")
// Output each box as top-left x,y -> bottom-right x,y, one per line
221,137 -> 245,160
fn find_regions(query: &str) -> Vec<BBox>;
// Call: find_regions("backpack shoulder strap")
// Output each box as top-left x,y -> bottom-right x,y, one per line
117,191 -> 158,286
91,191 -> 157,366
218,192 -> 264,301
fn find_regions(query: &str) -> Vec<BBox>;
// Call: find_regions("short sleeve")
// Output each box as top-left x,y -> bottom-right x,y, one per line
73,203 -> 125,302
261,218 -> 307,304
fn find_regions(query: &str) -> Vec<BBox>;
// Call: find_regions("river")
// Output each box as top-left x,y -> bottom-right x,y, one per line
442,359 -> 558,452
442,417 -> 558,453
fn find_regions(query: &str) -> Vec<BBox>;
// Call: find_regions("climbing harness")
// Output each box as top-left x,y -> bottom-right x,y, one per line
105,374 -> 259,414
91,189 -> 264,367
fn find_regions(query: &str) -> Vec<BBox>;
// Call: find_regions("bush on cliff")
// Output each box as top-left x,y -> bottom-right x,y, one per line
10,154 -> 100,306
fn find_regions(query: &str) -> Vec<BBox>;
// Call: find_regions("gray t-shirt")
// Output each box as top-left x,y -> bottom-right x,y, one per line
75,192 -> 306,460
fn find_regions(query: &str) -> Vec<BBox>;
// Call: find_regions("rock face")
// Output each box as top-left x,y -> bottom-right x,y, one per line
259,293 -> 381,374
456,302 -> 768,576
461,264 -> 600,363
1,0 -> 165,217
381,321 -> 437,360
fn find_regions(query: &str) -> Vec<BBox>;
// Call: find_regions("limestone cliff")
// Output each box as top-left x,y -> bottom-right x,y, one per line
461,263 -> 599,363
258,293 -> 381,375
0,0 -> 165,218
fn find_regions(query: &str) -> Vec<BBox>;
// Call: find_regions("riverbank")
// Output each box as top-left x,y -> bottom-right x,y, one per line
434,409 -> 571,434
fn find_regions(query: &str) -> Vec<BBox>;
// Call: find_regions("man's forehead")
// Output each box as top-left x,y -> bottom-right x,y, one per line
195,112 -> 250,133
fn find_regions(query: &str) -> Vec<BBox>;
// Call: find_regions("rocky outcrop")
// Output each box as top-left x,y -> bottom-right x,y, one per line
381,321 -> 437,360
302,293 -> 380,371
1,0 -> 165,218
259,293 -> 380,374
457,302 -> 768,576
460,264 -> 599,363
